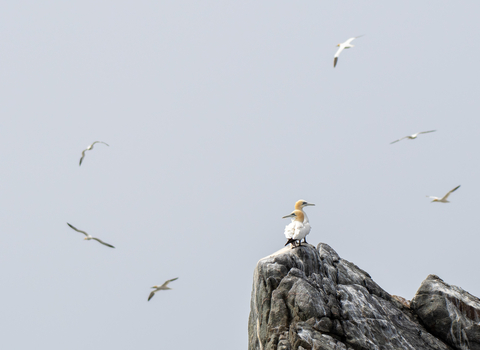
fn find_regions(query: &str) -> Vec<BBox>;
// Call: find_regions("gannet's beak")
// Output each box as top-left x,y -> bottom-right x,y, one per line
282,213 -> 296,219
305,203 -> 315,206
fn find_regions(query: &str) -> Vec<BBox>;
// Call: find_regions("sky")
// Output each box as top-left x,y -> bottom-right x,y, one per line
1,1 -> 480,349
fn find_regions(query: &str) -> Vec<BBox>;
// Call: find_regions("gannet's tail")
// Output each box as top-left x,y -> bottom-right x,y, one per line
284,238 -> 298,247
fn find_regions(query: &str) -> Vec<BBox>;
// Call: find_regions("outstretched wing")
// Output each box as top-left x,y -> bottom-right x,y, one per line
442,185 -> 461,201
418,130 -> 436,135
148,291 -> 156,301
79,149 -> 87,166
160,277 -> 179,288
344,35 -> 363,45
390,136 -> 408,144
67,223 -> 88,236
92,141 -> 109,147
343,37 -> 356,45
334,45 -> 344,58
333,56 -> 339,68
333,46 -> 344,68
92,237 -> 115,248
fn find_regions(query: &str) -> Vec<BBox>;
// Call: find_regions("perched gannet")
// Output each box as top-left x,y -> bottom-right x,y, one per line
427,185 -> 461,203
79,141 -> 109,166
334,35 -> 363,68
148,277 -> 179,301
294,200 -> 315,244
282,210 -> 311,248
67,223 -> 115,248
390,130 -> 436,144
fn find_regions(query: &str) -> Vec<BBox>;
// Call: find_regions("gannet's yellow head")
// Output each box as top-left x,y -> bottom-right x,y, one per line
294,200 -> 315,210
282,210 -> 305,222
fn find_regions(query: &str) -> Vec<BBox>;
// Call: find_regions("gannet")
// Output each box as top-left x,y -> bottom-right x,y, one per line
148,277 -> 179,301
294,200 -> 315,244
79,141 -> 109,166
67,223 -> 115,248
282,210 -> 311,248
427,185 -> 461,203
390,130 -> 436,144
334,35 -> 363,68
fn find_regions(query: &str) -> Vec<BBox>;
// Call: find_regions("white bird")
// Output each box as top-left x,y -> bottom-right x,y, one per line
294,199 -> 315,244
427,185 -> 461,203
334,35 -> 363,68
67,223 -> 115,248
79,141 -> 109,166
282,210 -> 311,248
390,131 -> 436,144
148,277 -> 179,301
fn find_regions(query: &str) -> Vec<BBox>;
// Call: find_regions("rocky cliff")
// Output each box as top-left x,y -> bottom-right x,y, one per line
248,243 -> 480,350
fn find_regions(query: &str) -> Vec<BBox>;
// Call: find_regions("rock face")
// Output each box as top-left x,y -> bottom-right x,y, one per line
411,274 -> 480,350
248,243 -> 479,350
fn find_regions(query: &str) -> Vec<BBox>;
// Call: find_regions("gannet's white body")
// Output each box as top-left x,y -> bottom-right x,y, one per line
334,36 -> 363,68
427,185 -> 460,203
79,141 -> 109,166
390,130 -> 436,144
283,210 -> 310,248
294,200 -> 315,244
148,277 -> 179,301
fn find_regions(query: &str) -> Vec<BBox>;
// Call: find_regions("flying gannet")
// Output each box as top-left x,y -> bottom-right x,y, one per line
334,35 -> 363,68
148,277 -> 179,301
79,141 -> 109,166
390,130 -> 436,144
427,185 -> 461,203
67,223 -> 115,248
294,200 -> 315,244
282,210 -> 311,248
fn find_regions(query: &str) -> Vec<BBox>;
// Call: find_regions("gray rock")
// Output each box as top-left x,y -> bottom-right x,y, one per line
313,317 -> 332,333
411,274 -> 480,350
249,243 -> 453,350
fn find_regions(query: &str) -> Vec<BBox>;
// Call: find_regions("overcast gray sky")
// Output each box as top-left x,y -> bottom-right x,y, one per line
2,1 -> 480,349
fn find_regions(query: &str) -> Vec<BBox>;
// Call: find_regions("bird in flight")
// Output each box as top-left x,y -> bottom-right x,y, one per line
79,141 -> 109,166
390,130 -> 436,144
67,223 -> 115,248
148,278 -> 179,301
427,185 -> 461,203
334,35 -> 363,68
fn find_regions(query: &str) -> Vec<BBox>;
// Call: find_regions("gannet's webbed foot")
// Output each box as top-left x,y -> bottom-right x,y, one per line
290,240 -> 301,248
